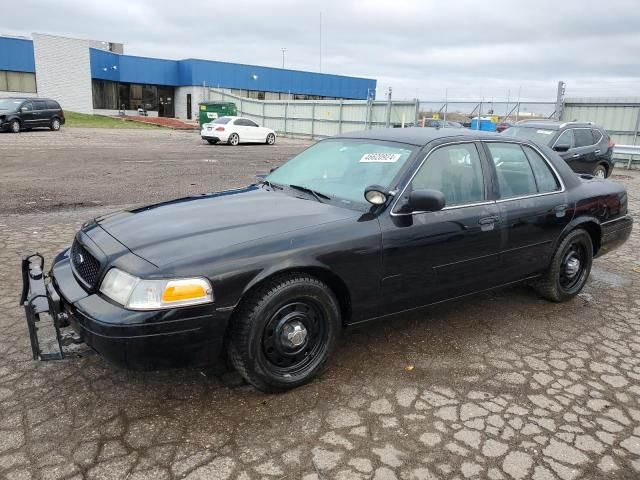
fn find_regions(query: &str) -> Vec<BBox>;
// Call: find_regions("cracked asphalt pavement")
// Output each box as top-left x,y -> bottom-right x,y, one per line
1,128 -> 640,479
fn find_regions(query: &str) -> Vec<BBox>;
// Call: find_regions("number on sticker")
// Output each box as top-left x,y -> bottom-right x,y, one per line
360,153 -> 402,163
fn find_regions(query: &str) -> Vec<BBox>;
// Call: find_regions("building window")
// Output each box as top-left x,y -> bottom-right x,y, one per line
0,70 -> 37,93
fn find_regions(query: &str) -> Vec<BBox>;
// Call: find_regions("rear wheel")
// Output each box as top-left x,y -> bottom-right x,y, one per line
535,228 -> 593,302
228,273 -> 340,392
228,133 -> 240,146
266,133 -> 276,145
206,139 -> 218,145
50,118 -> 61,131
9,119 -> 20,133
592,164 -> 607,178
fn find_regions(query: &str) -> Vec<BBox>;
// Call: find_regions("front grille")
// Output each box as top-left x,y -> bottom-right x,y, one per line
70,240 -> 101,289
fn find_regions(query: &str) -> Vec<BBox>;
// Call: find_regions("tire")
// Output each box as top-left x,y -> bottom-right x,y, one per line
9,119 -> 20,133
50,118 -> 61,131
266,133 -> 276,145
206,139 -> 218,145
228,133 -> 240,146
592,164 -> 607,179
228,273 -> 341,392
535,228 -> 593,302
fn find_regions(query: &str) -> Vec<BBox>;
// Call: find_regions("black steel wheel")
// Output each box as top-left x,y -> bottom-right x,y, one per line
10,119 -> 20,133
266,133 -> 276,145
228,273 -> 340,392
535,228 -> 593,302
228,133 -> 240,146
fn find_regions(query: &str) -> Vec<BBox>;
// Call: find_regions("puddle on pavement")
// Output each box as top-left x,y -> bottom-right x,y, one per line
590,266 -> 630,287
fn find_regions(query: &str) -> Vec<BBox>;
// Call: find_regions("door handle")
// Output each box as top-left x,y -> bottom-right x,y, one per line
594,149 -> 601,154
478,216 -> 499,225
572,154 -> 580,158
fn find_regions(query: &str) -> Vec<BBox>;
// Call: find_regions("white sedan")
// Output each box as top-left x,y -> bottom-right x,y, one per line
201,116 -> 276,146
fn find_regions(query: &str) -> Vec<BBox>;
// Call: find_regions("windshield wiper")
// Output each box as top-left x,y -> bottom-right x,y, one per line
259,179 -> 283,190
288,184 -> 331,202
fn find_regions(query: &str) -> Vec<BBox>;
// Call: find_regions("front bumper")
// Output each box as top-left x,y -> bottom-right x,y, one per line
21,250 -> 232,370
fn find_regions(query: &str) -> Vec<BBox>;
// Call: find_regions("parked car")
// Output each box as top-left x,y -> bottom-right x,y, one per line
201,116 -> 276,146
0,97 -> 65,133
496,121 -> 513,132
22,128 -> 632,391
502,121 -> 614,178
424,119 -> 464,128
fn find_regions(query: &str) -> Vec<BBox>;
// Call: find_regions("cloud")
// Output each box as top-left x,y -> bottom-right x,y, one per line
1,0 -> 639,101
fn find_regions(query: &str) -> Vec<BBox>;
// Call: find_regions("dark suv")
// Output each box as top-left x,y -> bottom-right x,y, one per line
502,121 -> 614,178
0,97 -> 65,133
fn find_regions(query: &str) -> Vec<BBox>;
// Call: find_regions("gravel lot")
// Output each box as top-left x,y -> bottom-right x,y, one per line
1,128 -> 640,480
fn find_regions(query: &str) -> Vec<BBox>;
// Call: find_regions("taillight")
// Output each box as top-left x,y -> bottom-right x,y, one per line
215,126 -> 225,131
608,138 -> 615,149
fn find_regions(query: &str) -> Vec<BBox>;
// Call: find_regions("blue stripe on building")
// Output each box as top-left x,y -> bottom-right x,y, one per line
0,37 -> 36,73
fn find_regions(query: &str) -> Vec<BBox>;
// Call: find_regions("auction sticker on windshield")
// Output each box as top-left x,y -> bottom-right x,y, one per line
537,130 -> 554,135
360,153 -> 402,163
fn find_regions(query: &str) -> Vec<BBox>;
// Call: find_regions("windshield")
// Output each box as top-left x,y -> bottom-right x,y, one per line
0,99 -> 22,111
213,117 -> 232,124
502,126 -> 557,145
266,138 -> 417,205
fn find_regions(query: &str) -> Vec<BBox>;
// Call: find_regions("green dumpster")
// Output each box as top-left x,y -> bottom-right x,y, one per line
198,102 -> 237,127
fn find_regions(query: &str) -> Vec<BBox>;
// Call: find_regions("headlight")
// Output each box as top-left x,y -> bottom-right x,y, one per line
99,268 -> 213,310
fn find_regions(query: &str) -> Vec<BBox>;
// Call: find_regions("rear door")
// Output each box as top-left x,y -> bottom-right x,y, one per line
33,100 -> 49,126
561,128 -> 597,174
483,141 -> 573,281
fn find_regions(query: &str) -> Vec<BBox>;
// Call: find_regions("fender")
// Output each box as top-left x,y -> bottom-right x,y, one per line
554,214 -> 601,254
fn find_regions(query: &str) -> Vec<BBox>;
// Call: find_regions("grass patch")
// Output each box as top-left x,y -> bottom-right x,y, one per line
64,111 -> 163,129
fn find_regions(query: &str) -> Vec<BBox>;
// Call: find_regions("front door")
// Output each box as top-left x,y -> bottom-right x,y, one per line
379,141 -> 503,314
20,101 -> 35,127
483,141 -> 574,281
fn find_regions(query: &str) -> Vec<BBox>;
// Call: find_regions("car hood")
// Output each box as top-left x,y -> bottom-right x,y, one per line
95,186 -> 358,267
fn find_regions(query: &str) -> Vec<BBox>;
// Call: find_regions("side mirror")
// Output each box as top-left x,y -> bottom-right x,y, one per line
553,144 -> 571,152
406,189 -> 445,212
21,106 -> 28,112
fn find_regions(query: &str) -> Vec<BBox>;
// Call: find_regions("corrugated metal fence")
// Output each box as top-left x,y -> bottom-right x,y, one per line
207,89 -> 419,138
562,97 -> 640,165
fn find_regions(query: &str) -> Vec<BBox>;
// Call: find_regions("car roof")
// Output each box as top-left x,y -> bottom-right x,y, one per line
335,127 -> 501,146
514,120 -> 597,130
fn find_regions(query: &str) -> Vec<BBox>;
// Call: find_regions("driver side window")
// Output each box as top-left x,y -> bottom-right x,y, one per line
410,143 -> 485,207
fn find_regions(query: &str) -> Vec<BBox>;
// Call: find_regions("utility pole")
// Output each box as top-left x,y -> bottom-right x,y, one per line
319,12 -> 322,72
281,48 -> 287,69
554,80 -> 565,120
385,87 -> 392,128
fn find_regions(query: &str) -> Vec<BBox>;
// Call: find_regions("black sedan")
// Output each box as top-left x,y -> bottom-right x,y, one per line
22,128 -> 632,392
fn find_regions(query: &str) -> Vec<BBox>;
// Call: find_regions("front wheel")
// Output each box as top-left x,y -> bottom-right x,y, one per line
266,133 -> 276,145
228,273 -> 341,392
535,228 -> 593,302
50,118 -> 61,131
592,164 -> 607,178
9,119 -> 20,133
228,133 -> 240,146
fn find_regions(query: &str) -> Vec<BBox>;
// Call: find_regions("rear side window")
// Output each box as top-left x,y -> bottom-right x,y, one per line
592,129 -> 603,143
213,117 -> 231,124
554,129 -> 574,148
573,128 -> 595,147
33,100 -> 47,111
522,146 -> 560,193
487,143 -> 537,198
46,100 -> 60,110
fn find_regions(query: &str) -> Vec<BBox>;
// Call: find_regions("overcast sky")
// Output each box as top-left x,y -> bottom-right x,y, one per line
2,0 -> 639,101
